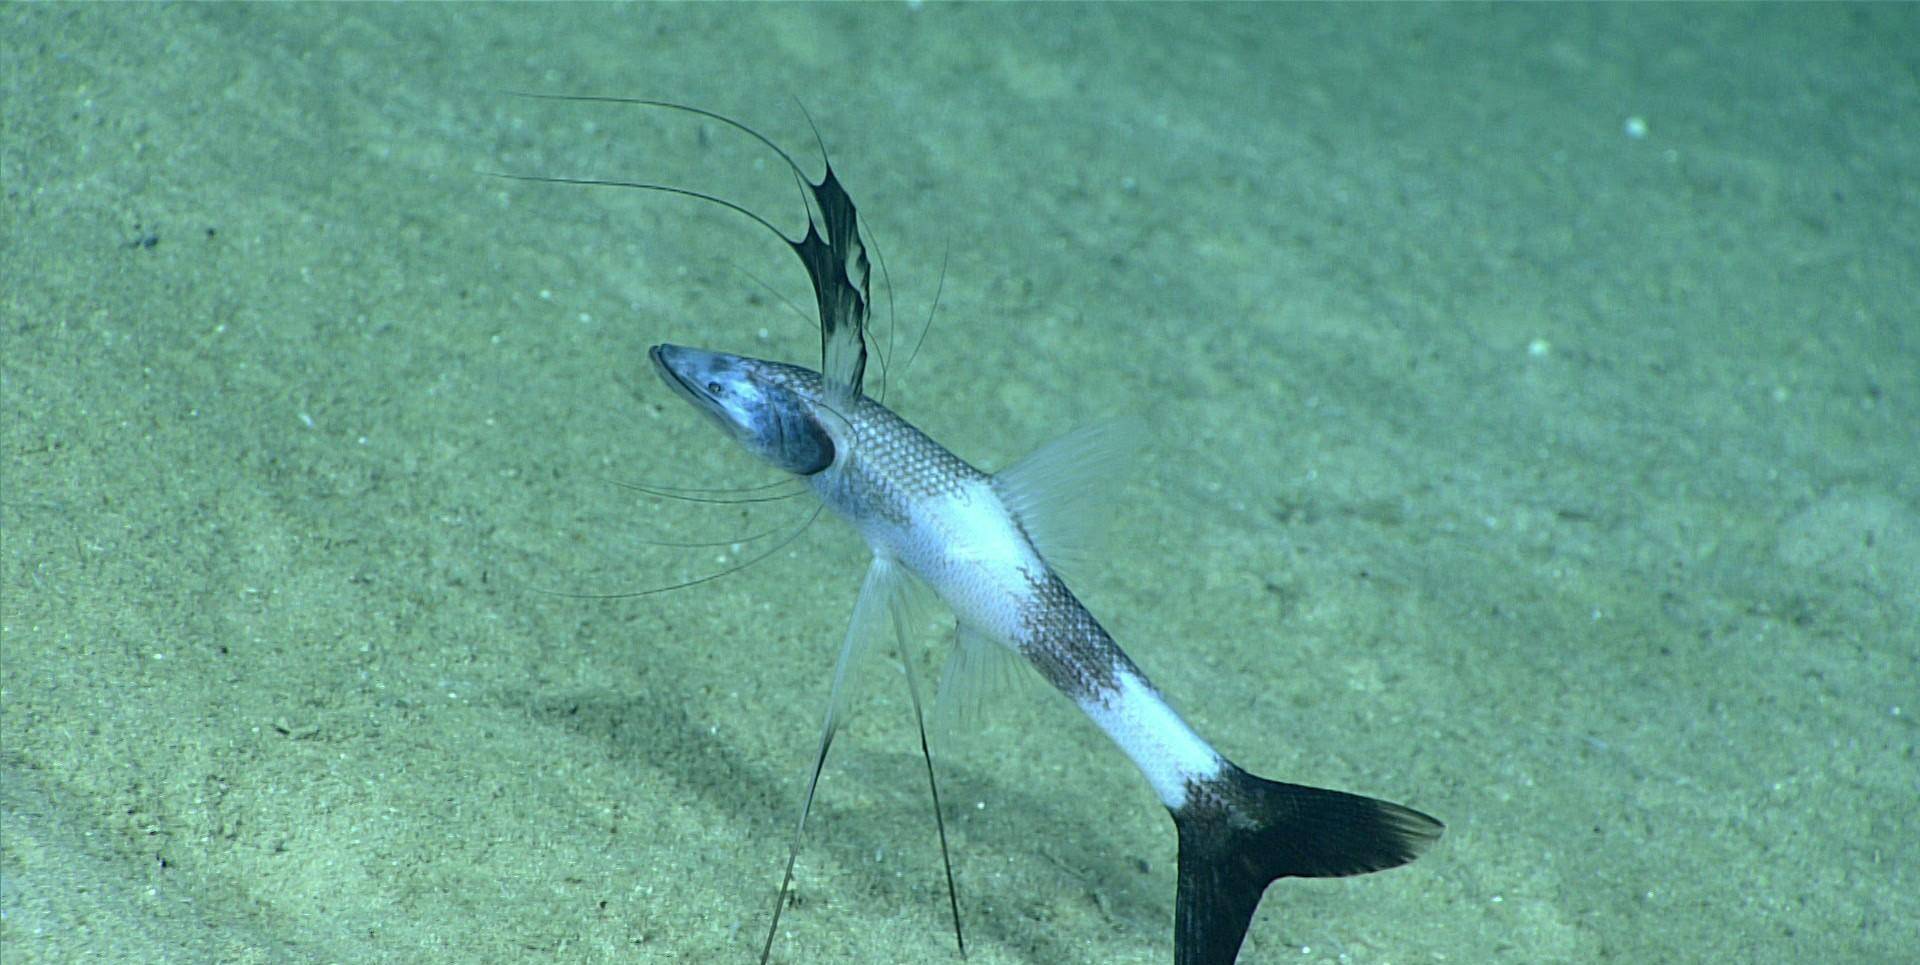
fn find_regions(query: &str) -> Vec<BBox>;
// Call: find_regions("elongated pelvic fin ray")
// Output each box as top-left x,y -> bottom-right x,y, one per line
888,576 -> 967,958
764,556 -> 965,961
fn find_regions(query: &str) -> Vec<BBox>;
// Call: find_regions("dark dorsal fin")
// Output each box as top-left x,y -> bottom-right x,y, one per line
498,95 -> 871,402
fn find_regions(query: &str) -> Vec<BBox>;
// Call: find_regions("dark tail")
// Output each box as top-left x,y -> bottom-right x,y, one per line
1170,763 -> 1442,965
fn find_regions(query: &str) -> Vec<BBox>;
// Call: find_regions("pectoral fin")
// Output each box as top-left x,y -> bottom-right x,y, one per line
787,162 -> 872,404
497,96 -> 872,403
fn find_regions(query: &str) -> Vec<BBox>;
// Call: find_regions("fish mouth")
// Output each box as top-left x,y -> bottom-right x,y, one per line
649,343 -> 710,406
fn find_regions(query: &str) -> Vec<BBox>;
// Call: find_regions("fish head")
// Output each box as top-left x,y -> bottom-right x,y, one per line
648,344 -> 837,475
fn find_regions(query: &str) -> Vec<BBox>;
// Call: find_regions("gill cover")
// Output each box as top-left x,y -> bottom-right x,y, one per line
648,344 -> 835,475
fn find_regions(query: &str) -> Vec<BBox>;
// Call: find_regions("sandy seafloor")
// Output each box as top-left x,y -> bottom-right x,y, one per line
4,5 -> 1916,963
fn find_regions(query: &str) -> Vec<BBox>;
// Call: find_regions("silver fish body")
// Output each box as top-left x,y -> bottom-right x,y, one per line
651,342 -> 1441,964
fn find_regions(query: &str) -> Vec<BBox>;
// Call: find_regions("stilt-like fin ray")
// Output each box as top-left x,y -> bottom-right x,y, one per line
887,579 -> 967,958
762,556 -> 918,963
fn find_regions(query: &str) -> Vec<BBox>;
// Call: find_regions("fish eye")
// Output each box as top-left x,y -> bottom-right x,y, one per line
707,381 -> 723,394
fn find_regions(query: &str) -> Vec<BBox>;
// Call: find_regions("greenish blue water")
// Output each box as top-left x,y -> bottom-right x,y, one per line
6,5 -> 1914,962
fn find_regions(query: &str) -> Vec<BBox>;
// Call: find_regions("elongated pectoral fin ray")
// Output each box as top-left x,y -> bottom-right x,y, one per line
762,556 -> 919,963
1170,766 -> 1442,965
499,94 -> 872,404
786,159 -> 871,404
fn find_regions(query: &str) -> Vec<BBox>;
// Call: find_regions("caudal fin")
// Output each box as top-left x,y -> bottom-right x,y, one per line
1170,764 -> 1441,965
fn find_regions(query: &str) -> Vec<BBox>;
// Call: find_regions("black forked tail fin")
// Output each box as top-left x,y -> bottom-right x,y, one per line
1170,764 -> 1442,965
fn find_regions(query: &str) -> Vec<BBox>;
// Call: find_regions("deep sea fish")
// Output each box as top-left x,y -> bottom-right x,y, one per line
508,98 -> 1441,964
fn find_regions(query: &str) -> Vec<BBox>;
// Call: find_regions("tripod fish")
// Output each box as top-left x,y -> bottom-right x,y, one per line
514,99 -> 1442,964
